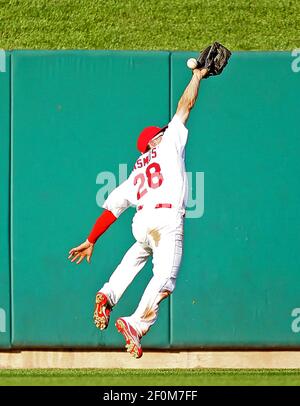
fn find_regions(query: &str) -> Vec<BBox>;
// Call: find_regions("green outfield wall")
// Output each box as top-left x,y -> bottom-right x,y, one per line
0,50 -> 300,349
0,51 -> 11,348
171,52 -> 300,346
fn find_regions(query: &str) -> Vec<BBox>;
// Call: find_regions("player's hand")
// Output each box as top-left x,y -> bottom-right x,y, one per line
68,239 -> 94,264
192,67 -> 209,80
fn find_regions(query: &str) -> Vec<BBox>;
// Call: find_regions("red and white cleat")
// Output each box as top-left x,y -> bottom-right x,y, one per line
115,317 -> 143,359
93,292 -> 111,330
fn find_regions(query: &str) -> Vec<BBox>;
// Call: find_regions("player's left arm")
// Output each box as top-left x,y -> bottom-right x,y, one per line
68,178 -> 133,265
68,210 -> 117,264
175,68 -> 208,125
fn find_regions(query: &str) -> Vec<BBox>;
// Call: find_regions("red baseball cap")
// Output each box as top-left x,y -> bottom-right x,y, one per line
137,125 -> 168,153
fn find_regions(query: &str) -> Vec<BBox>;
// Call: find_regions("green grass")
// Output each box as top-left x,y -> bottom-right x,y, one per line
0,0 -> 299,50
0,369 -> 300,386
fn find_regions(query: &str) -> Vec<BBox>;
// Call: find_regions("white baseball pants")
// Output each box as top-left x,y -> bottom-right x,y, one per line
100,208 -> 184,337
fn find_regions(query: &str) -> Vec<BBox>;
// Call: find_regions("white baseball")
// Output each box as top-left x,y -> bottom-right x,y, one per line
187,58 -> 198,70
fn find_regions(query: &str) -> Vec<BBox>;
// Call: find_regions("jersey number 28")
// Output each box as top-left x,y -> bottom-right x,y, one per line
134,163 -> 164,200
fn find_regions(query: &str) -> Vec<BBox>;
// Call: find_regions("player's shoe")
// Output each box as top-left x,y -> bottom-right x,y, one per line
93,292 -> 112,330
115,317 -> 143,359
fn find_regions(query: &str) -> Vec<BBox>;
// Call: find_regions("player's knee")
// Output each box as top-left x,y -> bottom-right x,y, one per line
157,276 -> 177,294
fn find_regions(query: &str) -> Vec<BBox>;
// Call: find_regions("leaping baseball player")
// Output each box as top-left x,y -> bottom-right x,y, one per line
68,43 -> 231,358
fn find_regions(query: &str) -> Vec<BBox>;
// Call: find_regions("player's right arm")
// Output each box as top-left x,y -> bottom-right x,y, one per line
162,67 -> 208,153
175,68 -> 208,125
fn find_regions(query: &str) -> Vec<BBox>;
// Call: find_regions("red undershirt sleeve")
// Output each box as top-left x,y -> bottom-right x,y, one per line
87,209 -> 117,244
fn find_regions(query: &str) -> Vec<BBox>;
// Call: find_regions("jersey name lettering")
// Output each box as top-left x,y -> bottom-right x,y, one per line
133,148 -> 157,171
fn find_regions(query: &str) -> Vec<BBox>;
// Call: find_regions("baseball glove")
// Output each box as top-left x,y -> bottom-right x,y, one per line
196,42 -> 231,78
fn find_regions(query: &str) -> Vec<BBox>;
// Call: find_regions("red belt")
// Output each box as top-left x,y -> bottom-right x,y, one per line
137,203 -> 172,211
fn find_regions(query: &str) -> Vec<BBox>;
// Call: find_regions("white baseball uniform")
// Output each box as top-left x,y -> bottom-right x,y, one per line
100,114 -> 188,337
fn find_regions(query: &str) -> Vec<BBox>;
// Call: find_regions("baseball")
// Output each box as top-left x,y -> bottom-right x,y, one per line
187,58 -> 198,70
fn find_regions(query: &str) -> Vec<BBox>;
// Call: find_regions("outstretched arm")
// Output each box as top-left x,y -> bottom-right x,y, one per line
176,68 -> 208,125
68,209 -> 117,265
68,178 -> 131,265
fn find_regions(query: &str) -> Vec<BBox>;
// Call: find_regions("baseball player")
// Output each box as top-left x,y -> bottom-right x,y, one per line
68,43 -> 231,358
